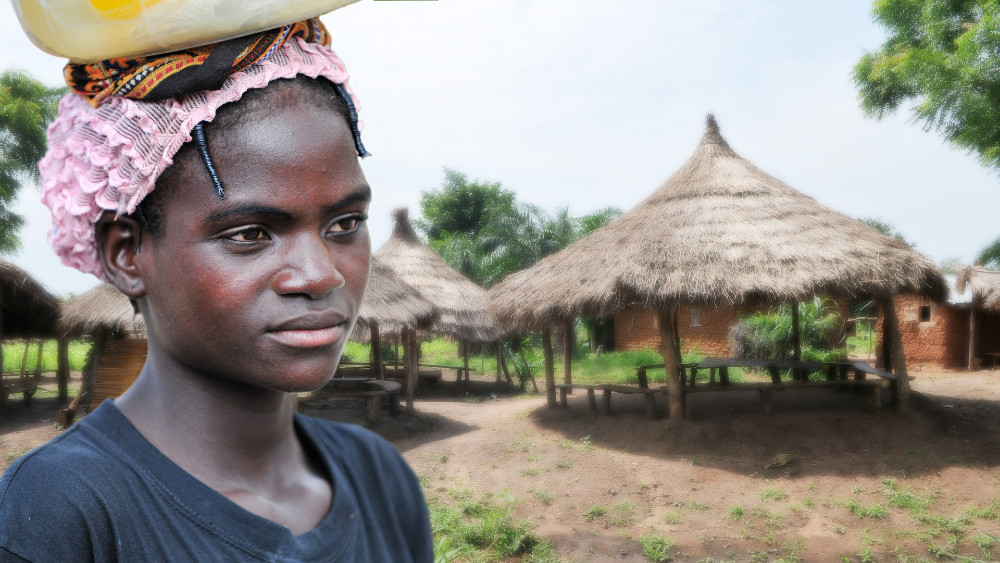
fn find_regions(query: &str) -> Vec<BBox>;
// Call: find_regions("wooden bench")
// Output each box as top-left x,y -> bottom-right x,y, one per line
555,383 -> 659,419
679,379 -> 889,417
554,383 -> 598,411
301,378 -> 402,423
0,376 -> 37,408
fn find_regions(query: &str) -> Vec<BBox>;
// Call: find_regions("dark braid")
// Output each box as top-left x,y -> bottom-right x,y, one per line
133,76 -> 358,235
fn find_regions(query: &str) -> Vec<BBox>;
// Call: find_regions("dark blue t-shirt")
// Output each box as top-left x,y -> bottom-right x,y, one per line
0,402 -> 432,562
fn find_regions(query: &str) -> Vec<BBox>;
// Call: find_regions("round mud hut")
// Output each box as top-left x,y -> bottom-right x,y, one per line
0,260 -> 69,405
373,208 -> 506,393
489,115 -> 946,417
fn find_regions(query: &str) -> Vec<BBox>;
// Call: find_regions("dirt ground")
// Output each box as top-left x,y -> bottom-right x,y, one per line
3,369 -> 1000,562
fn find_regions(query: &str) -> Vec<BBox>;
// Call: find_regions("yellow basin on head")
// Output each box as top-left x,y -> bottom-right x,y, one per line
10,0 -> 359,62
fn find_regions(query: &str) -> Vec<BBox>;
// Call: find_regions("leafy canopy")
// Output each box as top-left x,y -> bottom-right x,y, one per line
854,0 -> 1000,171
0,69 -> 63,254
417,168 -> 621,287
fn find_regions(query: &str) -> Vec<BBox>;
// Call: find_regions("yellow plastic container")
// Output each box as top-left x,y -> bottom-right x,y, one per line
10,0 -> 359,62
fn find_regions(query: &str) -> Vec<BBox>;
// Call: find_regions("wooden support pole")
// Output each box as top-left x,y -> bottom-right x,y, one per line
542,329 -> 556,407
370,322 -> 384,380
657,305 -> 683,418
57,338 -> 69,402
562,319 -> 573,386
33,340 -> 44,379
462,341 -> 470,382
791,301 -> 803,380
880,298 -> 911,409
495,340 -> 503,383
881,309 -> 893,372
968,307 -> 977,371
404,329 -> 417,415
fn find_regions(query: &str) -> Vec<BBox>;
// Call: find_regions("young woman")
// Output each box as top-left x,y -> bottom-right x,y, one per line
0,20 -> 432,561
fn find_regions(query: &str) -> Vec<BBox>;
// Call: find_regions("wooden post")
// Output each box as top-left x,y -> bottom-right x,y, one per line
404,329 -> 417,415
880,298 -> 911,409
881,309 -> 893,372
968,307 -> 977,371
57,337 -> 69,402
542,329 -> 556,407
370,322 -> 384,380
495,340 -> 503,383
791,301 -> 802,380
562,319 -> 573,386
462,340 -> 470,382
657,304 -> 683,418
33,340 -> 43,378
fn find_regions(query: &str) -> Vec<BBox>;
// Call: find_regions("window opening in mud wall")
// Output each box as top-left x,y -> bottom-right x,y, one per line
690,309 -> 701,327
918,305 -> 931,323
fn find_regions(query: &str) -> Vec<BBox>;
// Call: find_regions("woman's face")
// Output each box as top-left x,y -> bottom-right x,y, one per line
132,100 -> 371,393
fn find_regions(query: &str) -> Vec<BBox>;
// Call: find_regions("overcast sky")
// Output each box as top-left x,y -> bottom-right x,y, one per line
3,0 -> 998,297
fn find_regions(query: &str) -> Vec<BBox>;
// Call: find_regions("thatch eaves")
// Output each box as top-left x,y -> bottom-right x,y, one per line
956,267 -> 1000,311
489,115 -> 947,329
374,208 -> 503,342
354,256 -> 437,337
0,260 -> 61,339
59,283 -> 145,338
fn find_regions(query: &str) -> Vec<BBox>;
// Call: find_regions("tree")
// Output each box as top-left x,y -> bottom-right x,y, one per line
858,216 -> 914,247
853,0 -> 1000,171
0,69 -> 63,253
414,168 -> 517,241
977,236 -> 1000,268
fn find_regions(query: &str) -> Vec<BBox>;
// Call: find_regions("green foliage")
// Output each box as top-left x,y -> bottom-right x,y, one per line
583,505 -> 607,521
417,168 -> 621,287
639,534 -> 674,562
977,236 -> 1000,269
0,69 -> 64,254
759,488 -> 789,502
845,499 -> 889,519
858,216 -> 912,246
730,297 -> 846,362
728,506 -> 745,520
854,0 -> 1000,172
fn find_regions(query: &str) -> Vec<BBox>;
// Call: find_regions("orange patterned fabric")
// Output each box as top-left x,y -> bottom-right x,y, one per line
64,18 -> 329,107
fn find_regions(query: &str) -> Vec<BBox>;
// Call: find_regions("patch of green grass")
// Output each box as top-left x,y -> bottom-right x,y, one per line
554,460 -> 572,470
520,468 -> 539,477
639,534 -> 674,563
581,435 -> 594,451
663,511 -> 682,524
845,499 -> 889,519
609,502 -> 637,527
427,488 -> 551,562
532,490 -> 555,505
759,487 -> 788,502
728,506 -> 745,520
2,339 -> 91,373
687,500 -> 709,511
584,505 -> 607,521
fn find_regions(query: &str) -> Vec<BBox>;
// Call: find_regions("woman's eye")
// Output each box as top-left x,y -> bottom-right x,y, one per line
328,214 -> 366,235
227,227 -> 268,242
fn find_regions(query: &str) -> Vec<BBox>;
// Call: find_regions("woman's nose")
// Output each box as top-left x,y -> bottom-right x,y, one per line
273,234 -> 346,299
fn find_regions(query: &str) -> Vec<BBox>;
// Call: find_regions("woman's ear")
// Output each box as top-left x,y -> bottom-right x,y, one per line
95,212 -> 147,298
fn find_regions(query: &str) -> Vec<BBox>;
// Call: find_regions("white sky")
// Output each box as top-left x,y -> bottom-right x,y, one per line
3,0 -> 997,297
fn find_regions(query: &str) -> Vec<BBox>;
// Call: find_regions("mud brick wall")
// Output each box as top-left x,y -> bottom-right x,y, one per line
615,299 -> 851,357
876,295 -> 971,369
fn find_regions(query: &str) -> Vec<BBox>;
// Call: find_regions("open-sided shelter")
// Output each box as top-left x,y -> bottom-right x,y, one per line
489,116 -> 946,417
349,256 -> 437,411
374,209 -> 504,396
0,260 -> 70,404
58,282 -> 146,422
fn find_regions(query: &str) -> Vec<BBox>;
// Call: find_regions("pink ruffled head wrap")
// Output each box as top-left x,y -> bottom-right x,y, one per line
40,34 -> 365,280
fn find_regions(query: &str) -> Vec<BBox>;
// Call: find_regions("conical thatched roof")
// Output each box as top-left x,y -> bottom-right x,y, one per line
374,208 -> 502,342
59,283 -> 145,338
956,267 -> 1000,311
353,256 -> 437,337
490,115 -> 946,328
0,260 -> 61,338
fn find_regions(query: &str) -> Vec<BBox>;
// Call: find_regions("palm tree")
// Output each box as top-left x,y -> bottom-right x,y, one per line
0,69 -> 64,254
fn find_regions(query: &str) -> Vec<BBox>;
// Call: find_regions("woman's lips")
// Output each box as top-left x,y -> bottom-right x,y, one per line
267,324 -> 345,348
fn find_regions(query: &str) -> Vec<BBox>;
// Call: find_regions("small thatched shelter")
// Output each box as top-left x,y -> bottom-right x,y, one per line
957,267 -> 1000,369
490,115 -> 946,416
57,283 -> 147,423
0,260 -> 70,403
374,208 -> 502,343
351,257 -> 437,391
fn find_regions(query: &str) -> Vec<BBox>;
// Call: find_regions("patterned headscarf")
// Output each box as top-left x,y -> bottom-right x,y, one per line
39,19 -> 367,280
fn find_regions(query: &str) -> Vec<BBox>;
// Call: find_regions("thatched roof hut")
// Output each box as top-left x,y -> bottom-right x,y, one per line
0,260 -> 61,339
491,116 -> 945,328
956,267 -> 1000,311
59,283 -> 144,339
489,115 -> 946,416
353,256 -> 437,338
374,208 -> 502,343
